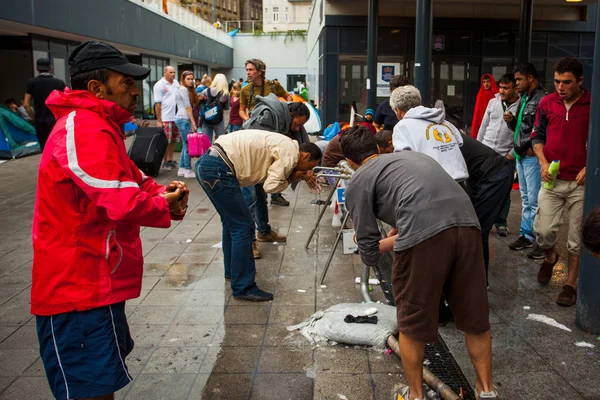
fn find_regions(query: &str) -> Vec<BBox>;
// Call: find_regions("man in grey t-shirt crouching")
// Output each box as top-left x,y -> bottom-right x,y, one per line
341,125 -> 498,400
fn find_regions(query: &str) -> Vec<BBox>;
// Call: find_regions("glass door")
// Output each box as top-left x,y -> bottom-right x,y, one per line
431,57 -> 469,130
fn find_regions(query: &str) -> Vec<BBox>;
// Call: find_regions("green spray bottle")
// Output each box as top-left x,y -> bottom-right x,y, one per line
544,160 -> 560,189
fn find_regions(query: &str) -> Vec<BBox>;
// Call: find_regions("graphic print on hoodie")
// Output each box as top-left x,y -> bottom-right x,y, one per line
392,105 -> 469,181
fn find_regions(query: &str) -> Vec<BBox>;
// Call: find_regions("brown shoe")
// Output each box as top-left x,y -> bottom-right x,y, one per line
537,253 -> 559,284
557,285 -> 577,307
252,242 -> 261,259
256,230 -> 287,243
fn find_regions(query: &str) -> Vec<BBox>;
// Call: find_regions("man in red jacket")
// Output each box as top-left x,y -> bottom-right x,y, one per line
532,57 -> 590,307
32,41 -> 189,400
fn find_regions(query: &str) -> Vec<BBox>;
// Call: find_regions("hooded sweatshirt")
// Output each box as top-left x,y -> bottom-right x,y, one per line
393,106 -> 469,181
477,93 -> 520,156
470,74 -> 498,138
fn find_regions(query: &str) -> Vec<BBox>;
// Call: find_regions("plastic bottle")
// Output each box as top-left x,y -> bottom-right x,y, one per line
544,160 -> 560,189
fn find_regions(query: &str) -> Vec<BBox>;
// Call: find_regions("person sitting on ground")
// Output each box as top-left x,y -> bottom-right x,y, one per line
33,40 -> 189,400
374,129 -> 394,154
391,85 -> 469,184
340,125 -> 498,400
196,130 -> 321,301
242,94 -> 315,258
582,207 -> 600,261
471,73 -> 498,138
374,75 -> 408,131
459,134 -> 514,286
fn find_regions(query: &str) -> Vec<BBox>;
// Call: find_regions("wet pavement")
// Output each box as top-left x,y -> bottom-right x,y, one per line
0,151 -> 598,400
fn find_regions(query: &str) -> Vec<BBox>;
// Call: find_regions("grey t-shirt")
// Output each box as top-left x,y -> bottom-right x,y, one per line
345,151 -> 480,266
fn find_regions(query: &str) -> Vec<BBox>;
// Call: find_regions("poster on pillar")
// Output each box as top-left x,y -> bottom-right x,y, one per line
377,63 -> 401,97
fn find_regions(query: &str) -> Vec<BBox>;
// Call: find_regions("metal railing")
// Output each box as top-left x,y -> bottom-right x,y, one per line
128,0 -> 233,47
224,20 -> 264,33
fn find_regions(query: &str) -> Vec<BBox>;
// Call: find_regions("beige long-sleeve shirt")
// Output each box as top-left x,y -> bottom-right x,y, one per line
214,129 -> 299,193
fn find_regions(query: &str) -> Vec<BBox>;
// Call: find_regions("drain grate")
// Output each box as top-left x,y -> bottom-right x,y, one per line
372,252 -> 475,400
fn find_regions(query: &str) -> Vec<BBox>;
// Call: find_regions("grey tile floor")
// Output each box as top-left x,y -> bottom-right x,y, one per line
0,152 -> 598,399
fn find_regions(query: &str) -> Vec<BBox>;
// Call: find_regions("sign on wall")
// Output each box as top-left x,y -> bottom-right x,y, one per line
376,63 -> 402,97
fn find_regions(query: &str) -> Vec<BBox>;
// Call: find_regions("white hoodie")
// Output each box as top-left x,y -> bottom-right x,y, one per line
392,106 -> 469,181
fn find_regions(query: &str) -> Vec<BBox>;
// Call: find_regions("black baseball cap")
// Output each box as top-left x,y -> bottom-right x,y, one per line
68,41 -> 150,80
36,58 -> 51,72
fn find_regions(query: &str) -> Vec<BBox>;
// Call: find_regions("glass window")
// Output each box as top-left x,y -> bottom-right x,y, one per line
531,33 -> 547,58
548,33 -> 579,58
264,7 -> 268,18
351,65 -> 361,79
53,58 -> 67,83
340,65 -> 346,79
339,28 -> 367,55
482,32 -> 514,57
580,33 -> 594,59
273,6 -> 279,22
339,56 -> 367,120
285,7 -> 288,22
33,50 -> 49,77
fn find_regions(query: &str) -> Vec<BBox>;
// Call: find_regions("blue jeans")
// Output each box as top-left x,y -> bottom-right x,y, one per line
196,153 -> 257,296
175,118 -> 192,169
516,155 -> 541,241
202,121 -> 226,144
228,124 -> 242,133
241,184 -> 271,235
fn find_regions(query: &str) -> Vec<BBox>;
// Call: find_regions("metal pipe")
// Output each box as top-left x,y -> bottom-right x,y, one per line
415,0 -> 432,106
386,336 -> 461,400
517,0 -> 534,64
367,0 -> 379,111
319,210 -> 351,285
304,178 -> 340,249
360,264 -> 374,303
576,2 -> 600,334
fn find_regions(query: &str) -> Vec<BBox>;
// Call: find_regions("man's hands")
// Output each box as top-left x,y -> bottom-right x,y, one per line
387,228 -> 398,238
161,181 -> 189,216
156,120 -> 164,129
503,112 -> 513,123
576,167 -> 586,186
304,171 -> 322,194
505,153 -> 515,160
539,161 -> 552,183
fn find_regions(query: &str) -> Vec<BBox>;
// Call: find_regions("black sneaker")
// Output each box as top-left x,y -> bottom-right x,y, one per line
496,225 -> 510,237
271,193 -> 290,207
233,287 -> 273,302
508,235 -> 533,250
527,243 -> 546,259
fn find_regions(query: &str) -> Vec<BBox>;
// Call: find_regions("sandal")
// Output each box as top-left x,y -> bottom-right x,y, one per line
537,253 -> 559,284
557,285 -> 577,307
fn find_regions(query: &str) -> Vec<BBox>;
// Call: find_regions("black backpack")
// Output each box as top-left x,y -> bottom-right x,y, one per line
203,89 -> 224,126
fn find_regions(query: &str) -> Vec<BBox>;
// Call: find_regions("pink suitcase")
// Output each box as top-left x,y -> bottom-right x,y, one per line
187,133 -> 210,158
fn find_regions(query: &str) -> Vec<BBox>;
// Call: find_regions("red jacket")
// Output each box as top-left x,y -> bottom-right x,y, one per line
31,89 -> 175,316
531,90 -> 590,180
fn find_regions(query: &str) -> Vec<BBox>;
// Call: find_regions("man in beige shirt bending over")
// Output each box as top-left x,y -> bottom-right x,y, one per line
195,130 -> 322,301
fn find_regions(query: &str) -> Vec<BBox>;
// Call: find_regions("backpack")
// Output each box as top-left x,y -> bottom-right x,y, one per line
204,89 -> 224,126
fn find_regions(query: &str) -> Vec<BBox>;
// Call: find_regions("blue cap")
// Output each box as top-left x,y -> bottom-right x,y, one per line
365,108 -> 375,116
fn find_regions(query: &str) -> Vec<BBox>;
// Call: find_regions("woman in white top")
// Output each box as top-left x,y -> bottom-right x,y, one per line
200,73 -> 229,142
175,71 -> 200,179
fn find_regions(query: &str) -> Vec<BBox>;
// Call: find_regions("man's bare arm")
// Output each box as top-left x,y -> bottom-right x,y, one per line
23,93 -> 34,120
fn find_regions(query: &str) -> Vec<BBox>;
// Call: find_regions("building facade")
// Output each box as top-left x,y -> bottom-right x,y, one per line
263,0 -> 312,31
307,0 -> 597,131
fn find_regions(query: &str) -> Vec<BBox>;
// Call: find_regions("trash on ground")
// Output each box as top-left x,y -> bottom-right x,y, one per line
297,289 -> 307,293
526,313 -> 572,332
212,242 -> 222,248
354,277 -> 380,285
364,307 -> 378,316
574,341 -> 595,348
186,239 -> 192,243
523,306 -> 531,310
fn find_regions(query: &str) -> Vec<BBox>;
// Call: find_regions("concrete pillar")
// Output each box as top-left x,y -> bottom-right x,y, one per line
414,0 -> 432,105
517,0 -> 534,64
367,0 -> 378,111
576,3 -> 600,334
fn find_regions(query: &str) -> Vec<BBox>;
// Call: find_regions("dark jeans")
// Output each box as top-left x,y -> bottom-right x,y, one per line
472,163 -> 514,282
242,184 -> 271,235
196,153 -> 257,296
494,159 -> 516,228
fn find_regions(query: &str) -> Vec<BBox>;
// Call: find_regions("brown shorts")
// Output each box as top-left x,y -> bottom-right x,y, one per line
392,226 -> 490,343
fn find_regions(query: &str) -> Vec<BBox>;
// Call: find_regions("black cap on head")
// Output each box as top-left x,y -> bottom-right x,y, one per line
36,58 -> 51,72
68,41 -> 150,80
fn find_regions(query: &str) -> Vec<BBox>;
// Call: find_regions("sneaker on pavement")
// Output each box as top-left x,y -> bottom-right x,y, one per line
257,230 -> 287,243
252,241 -> 261,259
527,243 -> 546,259
496,225 -> 510,237
392,384 -> 423,400
167,160 -> 178,168
477,389 -> 500,399
183,169 -> 196,179
233,287 -> 273,302
162,162 -> 173,170
508,235 -> 533,251
271,194 -> 290,207
177,167 -> 187,176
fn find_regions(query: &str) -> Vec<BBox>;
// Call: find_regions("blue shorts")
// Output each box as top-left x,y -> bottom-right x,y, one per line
36,302 -> 134,399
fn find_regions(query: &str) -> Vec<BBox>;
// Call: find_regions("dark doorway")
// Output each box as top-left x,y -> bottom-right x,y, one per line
286,74 -> 306,92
